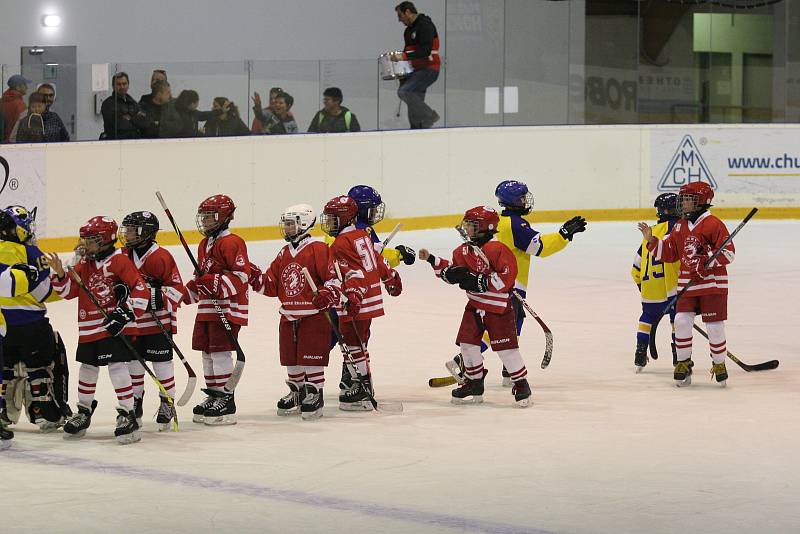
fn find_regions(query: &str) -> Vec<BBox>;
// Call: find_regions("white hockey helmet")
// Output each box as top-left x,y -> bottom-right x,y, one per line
280,204 -> 316,242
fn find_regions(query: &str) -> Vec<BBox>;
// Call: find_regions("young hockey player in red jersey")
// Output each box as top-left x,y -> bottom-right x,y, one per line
184,195 -> 250,425
418,206 -> 532,407
320,195 -> 402,411
45,216 -> 150,444
638,182 -> 734,387
119,211 -> 186,430
249,204 -> 339,420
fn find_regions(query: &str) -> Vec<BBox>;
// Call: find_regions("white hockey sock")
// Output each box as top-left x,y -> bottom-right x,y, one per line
128,359 -> 146,399
201,352 -> 214,389
496,348 -> 528,382
153,360 -> 176,399
77,364 -> 100,407
460,343 -> 485,380
209,351 -> 233,392
304,366 -> 325,389
108,362 -> 134,411
706,321 -> 727,364
345,344 -> 369,376
286,365 -> 305,387
674,312 -> 695,362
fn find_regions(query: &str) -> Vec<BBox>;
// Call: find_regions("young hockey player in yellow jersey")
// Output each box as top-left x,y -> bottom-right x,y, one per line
446,180 -> 587,386
631,193 -> 679,372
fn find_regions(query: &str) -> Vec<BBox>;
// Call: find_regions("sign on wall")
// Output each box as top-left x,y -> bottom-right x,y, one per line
652,130 -> 800,200
0,149 -> 47,237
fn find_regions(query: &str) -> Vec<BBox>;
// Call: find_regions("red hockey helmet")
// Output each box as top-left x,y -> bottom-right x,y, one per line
196,194 -> 236,236
320,195 -> 358,237
678,182 -> 714,218
460,205 -> 500,244
79,216 -> 118,258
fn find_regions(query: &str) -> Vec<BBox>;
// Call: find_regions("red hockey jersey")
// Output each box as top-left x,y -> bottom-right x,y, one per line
125,243 -> 186,335
329,226 -> 396,321
50,249 -> 149,343
251,238 -> 338,320
648,211 -> 734,296
185,230 -> 250,326
429,240 -> 518,314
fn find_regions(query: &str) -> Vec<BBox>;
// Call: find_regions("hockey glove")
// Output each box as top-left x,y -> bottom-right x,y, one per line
384,270 -> 403,297
247,262 -> 263,290
104,306 -> 134,337
440,265 -> 470,285
312,288 -> 337,310
395,245 -> 416,265
458,272 -> 489,293
11,263 -> 38,285
343,287 -> 363,317
558,216 -> 587,241
148,282 -> 164,311
196,273 -> 224,298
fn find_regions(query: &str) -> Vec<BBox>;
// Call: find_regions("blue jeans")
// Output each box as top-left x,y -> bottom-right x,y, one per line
397,69 -> 440,129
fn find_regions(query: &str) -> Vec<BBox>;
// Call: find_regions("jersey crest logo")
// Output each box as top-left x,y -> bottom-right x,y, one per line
658,135 -> 717,191
281,262 -> 305,297
681,235 -> 706,269
235,255 -> 245,267
87,271 -> 115,307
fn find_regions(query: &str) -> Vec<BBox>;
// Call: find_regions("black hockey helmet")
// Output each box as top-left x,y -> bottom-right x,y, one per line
119,211 -> 160,248
654,193 -> 678,221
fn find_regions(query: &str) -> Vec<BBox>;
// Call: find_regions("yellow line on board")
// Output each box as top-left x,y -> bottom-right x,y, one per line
728,173 -> 800,177
36,207 -> 800,253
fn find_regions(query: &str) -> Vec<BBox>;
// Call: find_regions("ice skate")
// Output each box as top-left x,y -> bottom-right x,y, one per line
451,376 -> 485,404
277,381 -> 305,416
114,406 -> 142,445
445,354 -> 465,384
156,396 -> 175,431
0,421 -> 13,450
634,341 -> 648,373
710,361 -> 728,387
339,361 -> 354,391
339,377 -> 374,411
192,388 -> 219,423
301,384 -> 324,420
62,400 -> 97,439
501,366 -> 512,387
512,378 -> 532,408
203,391 -> 237,425
674,359 -> 694,387
133,393 -> 144,427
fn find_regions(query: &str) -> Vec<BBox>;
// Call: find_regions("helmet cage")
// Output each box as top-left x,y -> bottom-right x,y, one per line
367,202 -> 386,225
196,210 -> 223,236
320,213 -> 342,237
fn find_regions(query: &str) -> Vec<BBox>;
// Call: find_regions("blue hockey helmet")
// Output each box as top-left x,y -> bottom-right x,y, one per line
654,193 -> 679,220
495,180 -> 533,214
0,205 -> 36,243
347,185 -> 385,225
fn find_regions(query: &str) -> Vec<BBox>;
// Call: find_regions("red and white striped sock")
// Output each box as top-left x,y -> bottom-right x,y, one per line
346,345 -> 369,376
497,348 -> 528,382
77,364 -> 99,407
128,360 -> 146,398
460,343 -> 485,380
706,321 -> 727,364
209,351 -> 233,392
153,360 -> 176,399
304,366 -> 325,390
108,362 -> 134,411
286,366 -> 305,388
674,312 -> 694,362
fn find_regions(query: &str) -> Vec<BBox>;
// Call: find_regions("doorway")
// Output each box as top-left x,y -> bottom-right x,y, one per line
20,45 -> 77,138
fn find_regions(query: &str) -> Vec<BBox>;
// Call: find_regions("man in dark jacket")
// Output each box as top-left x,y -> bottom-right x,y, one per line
307,87 -> 361,133
138,81 -> 172,138
393,1 -> 441,129
100,72 -> 146,139
36,84 -> 70,142
139,69 -> 168,109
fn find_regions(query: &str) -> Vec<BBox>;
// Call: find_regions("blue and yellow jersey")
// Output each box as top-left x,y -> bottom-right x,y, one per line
0,261 -> 36,337
496,210 -> 569,292
631,219 -> 679,303
0,240 -> 60,327
324,221 -> 402,268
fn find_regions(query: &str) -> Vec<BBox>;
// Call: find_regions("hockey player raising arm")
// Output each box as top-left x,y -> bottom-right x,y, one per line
637,182 -> 734,387
419,206 -> 531,407
249,204 -> 339,420
45,216 -> 150,444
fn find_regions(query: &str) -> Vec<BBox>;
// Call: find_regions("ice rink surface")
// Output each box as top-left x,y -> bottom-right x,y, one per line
2,220 -> 798,533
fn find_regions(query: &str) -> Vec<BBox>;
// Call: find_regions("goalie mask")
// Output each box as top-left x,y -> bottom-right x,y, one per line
0,205 -> 36,243
119,211 -> 160,249
280,204 -> 316,243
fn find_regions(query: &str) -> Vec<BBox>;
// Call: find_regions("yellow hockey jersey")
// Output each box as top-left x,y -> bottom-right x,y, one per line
496,211 -> 569,292
0,262 -> 35,337
0,240 -> 61,329
631,219 -> 678,303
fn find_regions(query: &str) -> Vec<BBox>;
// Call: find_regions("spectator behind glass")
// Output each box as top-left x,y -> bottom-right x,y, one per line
9,92 -> 46,143
1,74 -> 31,142
251,87 -> 290,134
308,87 -> 361,134
160,89 -> 212,138
100,72 -> 146,139
252,90 -> 297,135
35,83 -> 70,142
204,97 -> 250,137
139,69 -> 168,108
139,80 -> 172,138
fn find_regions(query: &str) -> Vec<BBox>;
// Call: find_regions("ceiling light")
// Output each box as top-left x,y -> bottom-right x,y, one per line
42,15 -> 61,27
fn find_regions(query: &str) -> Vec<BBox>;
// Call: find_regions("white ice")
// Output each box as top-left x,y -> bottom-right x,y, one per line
2,221 -> 798,534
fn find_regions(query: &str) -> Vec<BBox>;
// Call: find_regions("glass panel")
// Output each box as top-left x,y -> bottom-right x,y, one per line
318,59 -> 376,132
789,0 -> 800,122
249,60 -> 320,135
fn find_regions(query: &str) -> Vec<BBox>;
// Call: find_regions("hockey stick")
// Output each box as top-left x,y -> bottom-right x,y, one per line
381,223 -> 402,247
692,324 -> 778,372
455,226 -> 554,369
148,310 -> 197,406
428,375 -> 458,388
649,207 -> 758,360
66,268 -> 178,431
302,267 -> 402,413
156,191 -> 245,392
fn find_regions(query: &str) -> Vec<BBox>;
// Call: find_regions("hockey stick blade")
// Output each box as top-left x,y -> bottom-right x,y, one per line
692,324 -> 778,372
375,401 -> 404,413
177,376 -> 197,407
429,376 -> 458,388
